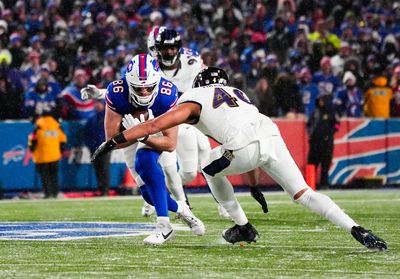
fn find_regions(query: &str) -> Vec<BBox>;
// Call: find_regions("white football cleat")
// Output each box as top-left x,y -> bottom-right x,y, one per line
143,218 -> 175,245
176,201 -> 205,236
141,201 -> 155,217
218,204 -> 231,219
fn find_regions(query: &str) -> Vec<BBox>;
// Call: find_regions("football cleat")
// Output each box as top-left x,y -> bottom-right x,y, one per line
222,222 -> 259,244
143,219 -> 175,245
351,226 -> 388,251
141,201 -> 155,217
176,201 -> 205,236
218,204 -> 231,219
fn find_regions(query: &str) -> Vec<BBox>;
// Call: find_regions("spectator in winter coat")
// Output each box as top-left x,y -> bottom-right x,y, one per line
84,100 -> 110,196
333,71 -> 363,117
273,72 -> 304,119
363,72 -> 393,118
28,115 -> 67,198
307,93 -> 340,188
297,66 -> 320,118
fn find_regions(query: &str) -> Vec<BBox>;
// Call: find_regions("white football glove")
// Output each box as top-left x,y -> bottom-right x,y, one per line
80,84 -> 100,100
121,110 -> 154,141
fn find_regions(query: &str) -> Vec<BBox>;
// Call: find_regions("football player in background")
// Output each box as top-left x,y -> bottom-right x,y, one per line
82,26 -> 269,217
93,67 -> 387,251
103,53 -> 204,244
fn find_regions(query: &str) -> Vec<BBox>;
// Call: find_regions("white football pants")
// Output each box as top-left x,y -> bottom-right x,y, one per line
202,135 -> 357,231
176,124 -> 211,183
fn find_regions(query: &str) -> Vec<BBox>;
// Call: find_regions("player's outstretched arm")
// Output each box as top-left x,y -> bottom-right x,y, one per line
91,102 -> 200,162
80,84 -> 107,100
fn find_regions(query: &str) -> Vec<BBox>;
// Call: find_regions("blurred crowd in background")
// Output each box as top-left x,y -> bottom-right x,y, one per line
0,0 -> 399,122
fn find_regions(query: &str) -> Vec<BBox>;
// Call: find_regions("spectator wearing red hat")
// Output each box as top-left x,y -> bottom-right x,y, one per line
99,66 -> 115,88
297,66 -> 320,118
312,56 -> 340,97
61,69 -> 95,120
22,50 -> 41,86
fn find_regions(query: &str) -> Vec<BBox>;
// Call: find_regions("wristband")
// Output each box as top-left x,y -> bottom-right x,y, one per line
112,133 -> 127,144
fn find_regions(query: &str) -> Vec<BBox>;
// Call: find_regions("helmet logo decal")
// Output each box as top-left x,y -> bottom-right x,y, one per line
127,60 -> 134,73
152,58 -> 159,71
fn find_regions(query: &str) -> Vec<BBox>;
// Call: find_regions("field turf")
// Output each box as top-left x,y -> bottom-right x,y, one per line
0,189 -> 399,278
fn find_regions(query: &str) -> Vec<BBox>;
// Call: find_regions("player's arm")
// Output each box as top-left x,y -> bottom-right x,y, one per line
105,105 -> 122,140
142,125 -> 178,152
104,105 -> 132,149
125,102 -> 200,142
91,102 -> 200,161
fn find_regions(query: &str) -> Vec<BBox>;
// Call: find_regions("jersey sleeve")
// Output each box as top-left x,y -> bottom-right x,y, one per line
155,78 -> 179,115
105,80 -> 123,113
177,88 -> 199,105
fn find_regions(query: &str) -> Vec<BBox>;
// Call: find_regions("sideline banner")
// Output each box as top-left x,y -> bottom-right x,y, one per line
1,119 -> 400,191
0,120 -> 126,191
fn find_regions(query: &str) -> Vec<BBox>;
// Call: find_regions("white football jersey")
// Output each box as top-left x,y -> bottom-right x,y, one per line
160,48 -> 203,95
178,85 -> 281,150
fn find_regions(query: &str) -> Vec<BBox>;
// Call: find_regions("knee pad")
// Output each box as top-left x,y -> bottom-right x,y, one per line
179,170 -> 197,184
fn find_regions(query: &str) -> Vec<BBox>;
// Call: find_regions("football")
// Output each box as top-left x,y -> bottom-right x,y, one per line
131,109 -> 149,121
119,109 -> 149,132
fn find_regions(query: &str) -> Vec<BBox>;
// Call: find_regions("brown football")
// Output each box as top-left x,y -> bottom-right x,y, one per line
119,109 -> 149,132
131,109 -> 149,121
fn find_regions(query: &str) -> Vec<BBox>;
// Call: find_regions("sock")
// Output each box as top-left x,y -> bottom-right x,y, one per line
203,172 -> 248,226
250,186 -> 269,213
136,149 -> 178,217
156,216 -> 170,224
295,189 -> 358,232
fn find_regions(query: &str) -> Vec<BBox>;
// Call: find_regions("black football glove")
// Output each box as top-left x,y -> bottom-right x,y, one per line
91,133 -> 128,163
91,140 -> 116,162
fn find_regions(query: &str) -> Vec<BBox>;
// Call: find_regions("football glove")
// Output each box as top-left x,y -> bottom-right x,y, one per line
80,84 -> 101,100
91,140 -> 116,163
121,109 -> 154,141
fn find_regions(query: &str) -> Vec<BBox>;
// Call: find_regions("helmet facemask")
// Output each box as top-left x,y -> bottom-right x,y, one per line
157,46 -> 181,67
128,83 -> 158,106
154,28 -> 182,67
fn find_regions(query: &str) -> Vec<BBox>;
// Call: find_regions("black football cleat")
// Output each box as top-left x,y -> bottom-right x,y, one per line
351,226 -> 388,251
222,222 -> 259,244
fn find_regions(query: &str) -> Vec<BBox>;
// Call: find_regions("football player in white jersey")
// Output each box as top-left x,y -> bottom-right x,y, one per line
152,27 -> 269,216
92,67 -> 387,251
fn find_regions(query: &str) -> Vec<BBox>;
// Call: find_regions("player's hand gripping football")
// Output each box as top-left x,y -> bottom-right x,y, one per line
80,84 -> 101,100
122,109 -> 154,141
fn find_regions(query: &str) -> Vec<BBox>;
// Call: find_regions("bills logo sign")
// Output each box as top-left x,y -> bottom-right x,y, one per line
0,222 -> 189,241
330,119 -> 400,184
2,145 -> 25,165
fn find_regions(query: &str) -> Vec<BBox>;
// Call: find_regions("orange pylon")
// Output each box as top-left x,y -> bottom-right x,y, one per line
306,164 -> 316,191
